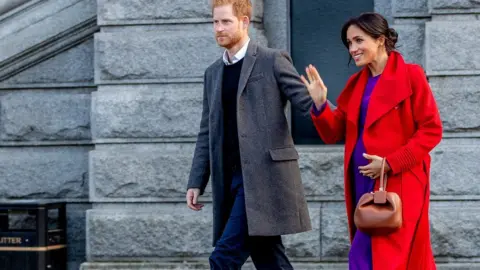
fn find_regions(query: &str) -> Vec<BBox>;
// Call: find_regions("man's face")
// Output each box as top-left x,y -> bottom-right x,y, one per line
213,4 -> 247,49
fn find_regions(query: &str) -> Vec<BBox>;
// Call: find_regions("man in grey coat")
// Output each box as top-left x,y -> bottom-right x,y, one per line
186,0 -> 313,269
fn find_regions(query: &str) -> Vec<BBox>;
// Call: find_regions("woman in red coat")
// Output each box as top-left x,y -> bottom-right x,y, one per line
300,13 -> 442,269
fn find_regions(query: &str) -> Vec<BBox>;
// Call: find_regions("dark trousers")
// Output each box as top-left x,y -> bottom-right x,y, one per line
209,172 -> 293,270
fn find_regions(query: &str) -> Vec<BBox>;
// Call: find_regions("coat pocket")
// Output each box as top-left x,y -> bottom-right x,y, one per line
269,146 -> 299,161
247,73 -> 265,84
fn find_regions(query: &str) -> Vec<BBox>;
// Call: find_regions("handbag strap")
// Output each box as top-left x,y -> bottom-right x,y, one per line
379,158 -> 388,191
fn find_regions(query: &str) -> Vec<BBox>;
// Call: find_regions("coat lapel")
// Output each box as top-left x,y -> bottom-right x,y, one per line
364,52 -> 412,129
211,59 -> 224,115
237,42 -> 258,100
344,68 -> 369,129
210,59 -> 224,144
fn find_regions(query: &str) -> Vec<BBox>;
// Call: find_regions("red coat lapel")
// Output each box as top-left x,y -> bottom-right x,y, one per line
336,67 -> 369,150
338,52 -> 414,132
364,52 -> 412,129
345,68 -> 369,130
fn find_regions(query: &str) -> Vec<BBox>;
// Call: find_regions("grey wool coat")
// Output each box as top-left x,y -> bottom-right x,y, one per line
187,41 -> 313,246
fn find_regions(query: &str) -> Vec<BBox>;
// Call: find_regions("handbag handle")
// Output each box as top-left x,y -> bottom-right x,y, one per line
379,158 -> 388,191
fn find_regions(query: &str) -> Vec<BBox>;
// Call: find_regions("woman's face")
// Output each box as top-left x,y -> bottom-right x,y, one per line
346,24 -> 384,66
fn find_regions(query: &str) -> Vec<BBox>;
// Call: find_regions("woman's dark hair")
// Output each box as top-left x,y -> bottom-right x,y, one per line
341,12 -> 398,54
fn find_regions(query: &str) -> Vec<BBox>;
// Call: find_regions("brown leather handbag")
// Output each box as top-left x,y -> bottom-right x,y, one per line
354,158 -> 402,235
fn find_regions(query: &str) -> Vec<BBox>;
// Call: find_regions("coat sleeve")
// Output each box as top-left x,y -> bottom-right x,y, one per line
187,71 -> 211,195
309,72 -> 357,144
386,65 -> 443,174
310,100 -> 347,144
273,51 -> 313,116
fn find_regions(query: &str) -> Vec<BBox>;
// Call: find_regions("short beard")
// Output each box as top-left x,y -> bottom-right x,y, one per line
223,33 -> 242,49
219,25 -> 244,49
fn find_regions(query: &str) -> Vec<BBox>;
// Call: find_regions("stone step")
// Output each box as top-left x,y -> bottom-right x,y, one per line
80,261 -> 480,270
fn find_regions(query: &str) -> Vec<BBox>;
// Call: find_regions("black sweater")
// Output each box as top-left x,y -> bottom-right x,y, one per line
222,58 -> 244,174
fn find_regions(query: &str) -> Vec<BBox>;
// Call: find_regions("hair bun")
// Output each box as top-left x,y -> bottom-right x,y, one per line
388,28 -> 398,45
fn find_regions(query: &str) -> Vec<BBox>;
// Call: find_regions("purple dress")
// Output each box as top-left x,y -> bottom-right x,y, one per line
348,74 -> 380,270
312,74 -> 380,270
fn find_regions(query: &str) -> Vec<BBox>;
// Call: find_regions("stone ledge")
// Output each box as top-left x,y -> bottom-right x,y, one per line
86,196 -> 480,204
0,140 -> 93,147
79,261 -> 480,269
0,82 -> 96,90
81,261 -> 347,270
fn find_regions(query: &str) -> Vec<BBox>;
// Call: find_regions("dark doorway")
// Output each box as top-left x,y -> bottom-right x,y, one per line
290,0 -> 374,144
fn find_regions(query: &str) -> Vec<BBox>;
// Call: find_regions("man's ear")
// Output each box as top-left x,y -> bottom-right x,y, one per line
242,16 -> 250,29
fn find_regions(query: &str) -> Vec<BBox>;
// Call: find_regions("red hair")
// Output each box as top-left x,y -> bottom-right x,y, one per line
211,0 -> 252,19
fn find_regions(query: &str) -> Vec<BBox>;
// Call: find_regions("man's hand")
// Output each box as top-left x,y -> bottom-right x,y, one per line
186,188 -> 204,211
358,153 -> 391,179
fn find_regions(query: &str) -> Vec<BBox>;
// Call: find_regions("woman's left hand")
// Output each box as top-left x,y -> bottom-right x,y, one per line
358,153 -> 390,179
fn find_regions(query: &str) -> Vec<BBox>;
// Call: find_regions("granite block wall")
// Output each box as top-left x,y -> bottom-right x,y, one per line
0,0 -> 478,269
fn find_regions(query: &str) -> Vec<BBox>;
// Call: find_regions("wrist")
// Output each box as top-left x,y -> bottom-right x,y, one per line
314,99 -> 326,109
384,160 -> 391,172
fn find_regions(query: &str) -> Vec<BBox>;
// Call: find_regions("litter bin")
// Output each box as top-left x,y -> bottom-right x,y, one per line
0,200 -> 67,270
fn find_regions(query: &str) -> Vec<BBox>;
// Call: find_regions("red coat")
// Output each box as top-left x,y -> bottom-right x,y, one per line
311,51 -> 442,269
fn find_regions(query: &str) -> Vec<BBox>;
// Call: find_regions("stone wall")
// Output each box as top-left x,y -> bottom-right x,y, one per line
0,0 -> 478,269
83,0 -> 480,269
0,0 -> 96,269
